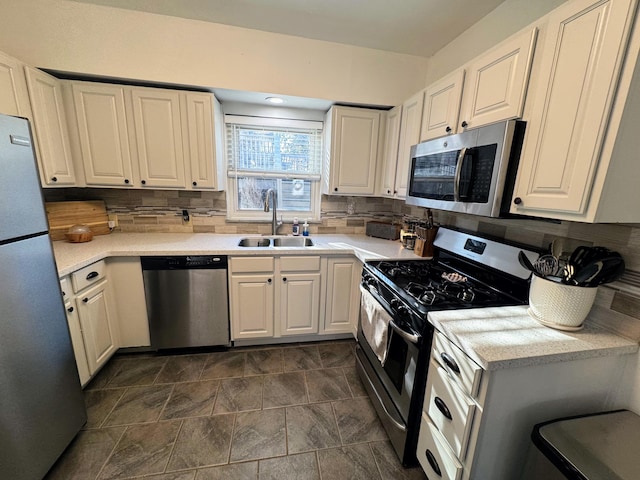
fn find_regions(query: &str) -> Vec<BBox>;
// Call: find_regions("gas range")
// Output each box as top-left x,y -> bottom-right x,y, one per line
356,227 -> 540,467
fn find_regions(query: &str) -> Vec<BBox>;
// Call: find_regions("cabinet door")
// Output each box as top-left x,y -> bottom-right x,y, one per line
24,67 -> 76,186
71,82 -> 134,187
459,28 -> 537,130
230,274 -> 274,339
183,92 -> 219,190
76,280 -> 118,374
280,272 -> 321,336
328,106 -> 381,195
379,105 -> 402,197
65,301 -> 91,386
323,257 -> 361,335
420,69 -> 465,142
511,0 -> 635,216
130,87 -> 186,188
0,51 -> 31,117
396,90 -> 425,198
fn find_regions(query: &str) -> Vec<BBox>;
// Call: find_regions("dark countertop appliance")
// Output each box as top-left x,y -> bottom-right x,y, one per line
356,227 -> 539,466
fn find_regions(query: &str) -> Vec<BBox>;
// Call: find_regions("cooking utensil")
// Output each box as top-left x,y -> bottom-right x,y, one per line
570,256 -> 625,287
518,250 -> 537,273
534,255 -> 561,278
426,209 -> 434,229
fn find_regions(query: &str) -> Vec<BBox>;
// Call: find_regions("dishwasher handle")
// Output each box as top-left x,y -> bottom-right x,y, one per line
141,255 -> 228,270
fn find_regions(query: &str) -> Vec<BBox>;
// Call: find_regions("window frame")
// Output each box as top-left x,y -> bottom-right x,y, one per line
225,115 -> 323,223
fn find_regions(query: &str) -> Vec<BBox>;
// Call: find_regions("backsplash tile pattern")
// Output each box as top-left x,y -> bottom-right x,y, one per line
43,188 -> 640,342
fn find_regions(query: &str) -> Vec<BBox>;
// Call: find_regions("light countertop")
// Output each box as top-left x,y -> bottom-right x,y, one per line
52,232 -> 420,276
429,305 -> 639,371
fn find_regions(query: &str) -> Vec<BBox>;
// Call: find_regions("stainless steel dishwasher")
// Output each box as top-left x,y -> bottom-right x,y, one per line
141,255 -> 230,349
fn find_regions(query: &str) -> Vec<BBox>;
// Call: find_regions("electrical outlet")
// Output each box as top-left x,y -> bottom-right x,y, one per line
108,214 -> 118,228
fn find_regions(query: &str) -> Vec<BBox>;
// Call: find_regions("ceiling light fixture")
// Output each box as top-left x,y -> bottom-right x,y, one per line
265,96 -> 285,104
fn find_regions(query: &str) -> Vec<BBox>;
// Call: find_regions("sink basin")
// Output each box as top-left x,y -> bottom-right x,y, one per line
238,238 -> 271,247
272,237 -> 314,247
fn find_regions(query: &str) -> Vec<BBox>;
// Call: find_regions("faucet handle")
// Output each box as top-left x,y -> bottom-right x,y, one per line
278,215 -> 283,226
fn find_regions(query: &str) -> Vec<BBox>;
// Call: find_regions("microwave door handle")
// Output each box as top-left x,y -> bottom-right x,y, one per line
453,147 -> 467,201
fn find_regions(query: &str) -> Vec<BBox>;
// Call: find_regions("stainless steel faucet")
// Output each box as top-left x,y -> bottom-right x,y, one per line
264,188 -> 283,235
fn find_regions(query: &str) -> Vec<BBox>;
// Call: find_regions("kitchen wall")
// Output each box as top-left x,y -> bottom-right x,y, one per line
0,0 -> 427,107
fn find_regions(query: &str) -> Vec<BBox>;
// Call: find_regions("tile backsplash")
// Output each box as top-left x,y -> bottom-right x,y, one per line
43,188 -> 640,342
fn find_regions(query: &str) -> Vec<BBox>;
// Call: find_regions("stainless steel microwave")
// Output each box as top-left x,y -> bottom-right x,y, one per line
405,120 -> 526,217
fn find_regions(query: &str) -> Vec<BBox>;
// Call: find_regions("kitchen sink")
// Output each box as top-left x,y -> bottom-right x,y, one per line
238,238 -> 271,247
237,237 -> 314,247
272,237 -> 314,247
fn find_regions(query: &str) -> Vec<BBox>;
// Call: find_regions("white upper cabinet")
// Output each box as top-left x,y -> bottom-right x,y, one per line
379,105 -> 402,197
511,0 -> 638,222
395,90 -> 425,198
459,28 -> 537,131
70,82 -> 134,187
0,50 -> 31,118
130,87 -> 186,188
182,92 -> 224,190
420,69 -> 465,142
24,67 -> 76,186
323,105 -> 382,195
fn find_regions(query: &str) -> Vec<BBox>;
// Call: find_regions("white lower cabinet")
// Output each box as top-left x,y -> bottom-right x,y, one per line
323,256 -> 362,335
230,273 -> 275,339
60,260 -> 120,386
280,271 -> 321,335
418,330 -> 633,479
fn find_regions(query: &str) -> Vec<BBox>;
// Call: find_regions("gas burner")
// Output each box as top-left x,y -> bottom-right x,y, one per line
405,282 -> 441,306
441,282 -> 475,303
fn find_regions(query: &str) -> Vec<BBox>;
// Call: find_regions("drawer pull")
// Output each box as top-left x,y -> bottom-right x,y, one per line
86,271 -> 99,281
426,449 -> 442,477
434,396 -> 452,420
67,306 -> 74,313
82,297 -> 89,303
440,352 -> 460,374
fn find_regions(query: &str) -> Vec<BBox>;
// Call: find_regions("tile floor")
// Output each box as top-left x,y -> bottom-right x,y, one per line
45,340 -> 426,479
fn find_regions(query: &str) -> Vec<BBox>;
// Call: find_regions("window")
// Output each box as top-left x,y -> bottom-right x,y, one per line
225,116 -> 323,221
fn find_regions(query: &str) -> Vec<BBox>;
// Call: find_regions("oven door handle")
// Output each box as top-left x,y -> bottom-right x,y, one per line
389,319 -> 420,345
356,353 -> 407,433
453,146 -> 467,202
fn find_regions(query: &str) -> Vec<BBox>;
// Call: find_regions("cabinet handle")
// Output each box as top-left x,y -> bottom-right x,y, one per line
82,297 -> 89,303
267,278 -> 272,284
445,126 -> 452,133
513,197 -> 522,205
461,121 -> 468,128
440,352 -> 460,375
387,189 -> 391,194
434,396 -> 452,420
425,450 -> 442,477
124,178 -> 130,184
141,180 -> 147,185
67,306 -> 74,313
51,176 -> 58,182
282,277 -> 287,282
192,181 -> 197,187
334,187 -> 338,192
86,271 -> 99,280
62,290 -> 66,297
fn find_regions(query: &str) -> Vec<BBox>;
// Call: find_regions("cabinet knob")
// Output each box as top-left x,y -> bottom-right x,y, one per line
192,181 -> 197,187
67,306 -> 74,313
513,197 -> 522,205
124,178 -> 130,184
282,277 -> 287,282
461,121 -> 468,128
387,189 -> 391,194
445,126 -> 452,133
141,180 -> 147,185
334,187 -> 338,192
51,176 -> 58,182
394,190 -> 397,194
425,450 -> 442,476
267,278 -> 272,284
82,297 -> 89,303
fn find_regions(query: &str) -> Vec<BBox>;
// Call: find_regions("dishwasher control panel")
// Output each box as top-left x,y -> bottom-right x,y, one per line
141,255 -> 228,270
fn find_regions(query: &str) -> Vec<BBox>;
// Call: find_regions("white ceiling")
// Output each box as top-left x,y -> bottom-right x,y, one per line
69,0 -> 507,57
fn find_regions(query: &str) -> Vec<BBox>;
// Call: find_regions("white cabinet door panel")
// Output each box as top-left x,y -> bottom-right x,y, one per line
281,273 -> 320,335
379,105 -> 402,197
230,274 -> 274,339
396,90 -> 424,198
421,70 -> 465,142
0,51 -> 31,117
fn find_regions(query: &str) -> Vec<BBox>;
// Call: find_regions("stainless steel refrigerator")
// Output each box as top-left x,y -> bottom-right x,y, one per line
0,113 -> 86,479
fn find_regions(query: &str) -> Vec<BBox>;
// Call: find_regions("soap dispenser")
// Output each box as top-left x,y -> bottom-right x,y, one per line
302,219 -> 310,236
292,217 -> 300,236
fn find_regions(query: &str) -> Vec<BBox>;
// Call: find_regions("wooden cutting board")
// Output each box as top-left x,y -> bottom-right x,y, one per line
45,200 -> 110,241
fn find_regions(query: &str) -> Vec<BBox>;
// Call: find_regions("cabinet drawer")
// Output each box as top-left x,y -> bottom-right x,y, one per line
71,260 -> 106,292
280,256 -> 321,272
60,276 -> 71,301
426,360 -> 476,459
417,413 -> 463,480
433,331 -> 482,397
231,256 -> 274,273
